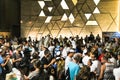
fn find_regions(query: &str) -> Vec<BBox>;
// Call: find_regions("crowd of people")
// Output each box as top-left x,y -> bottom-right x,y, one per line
0,32 -> 120,80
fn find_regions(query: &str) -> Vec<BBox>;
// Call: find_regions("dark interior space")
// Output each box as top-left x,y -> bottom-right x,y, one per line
0,0 -> 20,37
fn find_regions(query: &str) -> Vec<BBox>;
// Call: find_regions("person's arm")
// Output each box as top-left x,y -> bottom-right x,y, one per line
98,64 -> 105,80
1,57 -> 10,67
12,58 -> 22,63
24,75 -> 29,80
44,58 -> 56,68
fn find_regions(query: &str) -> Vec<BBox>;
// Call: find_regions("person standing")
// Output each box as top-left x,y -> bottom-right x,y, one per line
68,54 -> 80,80
98,56 -> 115,80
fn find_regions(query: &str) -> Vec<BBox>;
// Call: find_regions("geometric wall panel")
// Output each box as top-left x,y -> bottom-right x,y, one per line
21,0 -> 119,39
95,14 -> 113,31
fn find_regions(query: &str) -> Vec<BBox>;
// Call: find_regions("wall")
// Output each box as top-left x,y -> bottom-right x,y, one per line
0,0 -> 20,37
21,0 -> 119,40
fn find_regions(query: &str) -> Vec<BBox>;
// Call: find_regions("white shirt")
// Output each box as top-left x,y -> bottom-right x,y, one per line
113,67 -> 120,80
90,60 -> 101,76
65,56 -> 72,70
62,47 -> 70,58
109,57 -> 117,67
39,50 -> 44,60
82,55 -> 91,65
71,40 -> 76,49
82,48 -> 87,57
48,46 -> 55,55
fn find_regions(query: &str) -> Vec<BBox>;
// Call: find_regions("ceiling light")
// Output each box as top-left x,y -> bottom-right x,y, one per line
45,16 -> 52,23
61,13 -> 68,21
85,13 -> 91,20
39,10 -> 45,16
69,13 -> 75,24
38,1 -> 45,9
48,7 -> 53,12
72,0 -> 77,5
93,7 -> 100,13
86,21 -> 98,25
93,0 -> 100,5
61,0 -> 69,9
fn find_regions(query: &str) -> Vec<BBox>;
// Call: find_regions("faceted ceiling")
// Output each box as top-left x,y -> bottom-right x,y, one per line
21,0 -> 119,39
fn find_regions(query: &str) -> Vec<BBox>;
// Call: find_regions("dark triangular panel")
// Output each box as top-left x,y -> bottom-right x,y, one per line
82,3 -> 92,13
65,0 -> 74,11
86,0 -> 96,12
52,0 -> 61,7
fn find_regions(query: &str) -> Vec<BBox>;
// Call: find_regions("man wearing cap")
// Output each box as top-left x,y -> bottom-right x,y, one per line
65,49 -> 75,71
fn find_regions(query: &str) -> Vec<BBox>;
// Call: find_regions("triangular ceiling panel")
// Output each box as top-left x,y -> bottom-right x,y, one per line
70,28 -> 82,36
72,8 -> 79,17
52,0 -> 61,7
51,30 -> 60,38
63,20 -> 72,28
93,0 -> 100,5
86,0 -> 96,12
85,13 -> 92,20
73,14 -> 85,27
76,4 -> 82,11
93,7 -> 100,14
65,0 -> 74,11
42,28 -> 50,36
51,21 -> 56,26
44,1 -> 54,7
53,8 -> 60,16
38,24 -> 46,34
58,28 -> 73,37
95,14 -> 113,31
107,22 -> 117,31
89,14 -> 96,20
47,23 -> 53,30
31,2 -> 41,15
64,10 -> 71,17
79,11 -> 87,22
79,28 -> 91,37
52,23 -> 60,30
56,5 -> 65,15
61,0 -> 69,9
56,21 -> 65,29
82,3 -> 92,13
72,0 -> 78,6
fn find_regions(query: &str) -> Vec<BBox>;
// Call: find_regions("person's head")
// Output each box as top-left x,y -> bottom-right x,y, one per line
16,45 -> 22,51
101,56 -> 109,63
90,53 -> 96,60
44,49 -> 50,57
87,59 -> 92,67
67,49 -> 75,57
33,60 -> 42,69
32,52 -> 39,59
73,53 -> 81,63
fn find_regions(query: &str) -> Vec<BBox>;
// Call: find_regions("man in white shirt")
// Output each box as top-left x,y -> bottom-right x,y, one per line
65,49 -> 75,71
90,54 -> 101,77
82,52 -> 90,65
113,67 -> 120,80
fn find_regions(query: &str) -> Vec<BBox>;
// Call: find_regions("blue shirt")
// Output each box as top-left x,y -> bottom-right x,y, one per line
0,55 -> 4,74
68,61 -> 80,80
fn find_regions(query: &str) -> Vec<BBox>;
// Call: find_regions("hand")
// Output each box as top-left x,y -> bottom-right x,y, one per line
50,58 -> 56,64
18,58 -> 22,61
